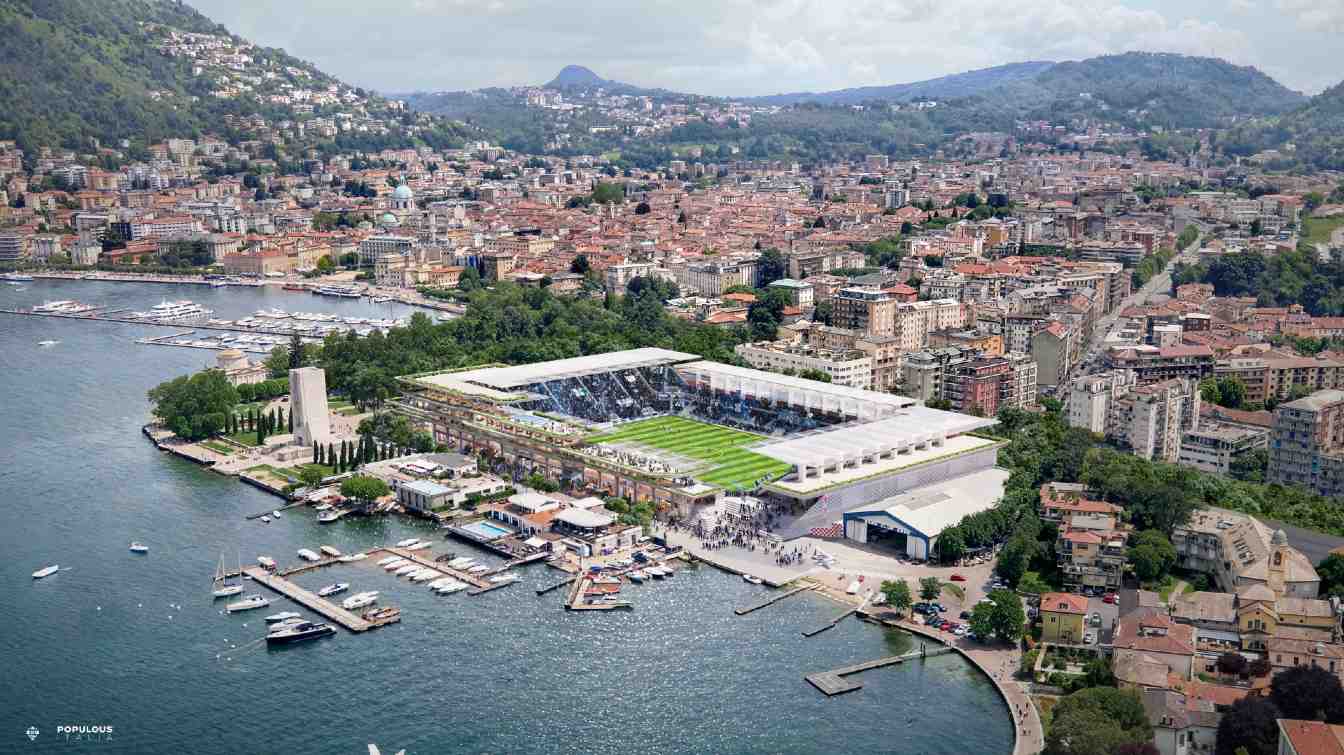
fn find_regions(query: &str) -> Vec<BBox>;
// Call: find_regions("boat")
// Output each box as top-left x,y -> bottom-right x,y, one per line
38,340 -> 60,347
320,546 -> 342,558
396,538 -> 421,548
136,300 -> 213,323
467,565 -> 489,574
377,556 -> 400,566
272,510 -> 282,518
394,564 -> 420,577
266,620 -> 335,645
213,553 -> 244,598
434,581 -> 468,594
318,583 -> 350,598
488,573 -> 519,584
260,516 -> 271,524
427,577 -> 454,589
371,296 -> 394,303
743,574 -> 763,585
275,616 -> 307,627
336,554 -> 359,563
382,559 -> 408,571
447,557 -> 475,569
648,566 -> 667,579
363,606 -> 400,622
314,284 -> 362,298
226,594 -> 270,613
342,592 -> 378,610
349,552 -> 368,561
410,570 -> 438,583
313,503 -> 332,512
129,542 -> 149,554
317,510 -> 343,523
406,542 -> 431,551
264,611 -> 302,623
0,272 -> 34,281
32,565 -> 59,579
257,556 -> 277,570
297,548 -> 321,562
628,570 -> 647,583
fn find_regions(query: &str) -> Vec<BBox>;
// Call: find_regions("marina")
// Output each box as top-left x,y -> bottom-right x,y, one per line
241,566 -> 380,632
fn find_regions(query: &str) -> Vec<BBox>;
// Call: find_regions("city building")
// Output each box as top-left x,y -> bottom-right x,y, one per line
1268,389 -> 1344,498
1178,423 -> 1268,476
1172,510 -> 1319,599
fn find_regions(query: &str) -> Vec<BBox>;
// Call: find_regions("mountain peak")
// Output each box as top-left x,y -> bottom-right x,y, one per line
546,65 -> 605,88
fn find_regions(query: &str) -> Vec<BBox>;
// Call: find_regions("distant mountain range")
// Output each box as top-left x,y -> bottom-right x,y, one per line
741,61 -> 1057,106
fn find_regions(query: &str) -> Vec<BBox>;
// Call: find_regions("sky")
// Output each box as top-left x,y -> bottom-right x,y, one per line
191,0 -> 1344,97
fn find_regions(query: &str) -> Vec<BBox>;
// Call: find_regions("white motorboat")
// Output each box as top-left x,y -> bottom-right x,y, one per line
434,581 -> 468,594
406,542 -> 431,551
377,556 -> 400,566
447,557 -> 475,569
313,503 -> 332,512
297,549 -> 321,562
427,578 -> 454,589
260,516 -> 271,524
320,546 -> 342,558
337,554 -> 358,563
129,542 -> 149,554
382,559 -> 408,571
349,552 -> 368,561
488,573 -> 519,584
213,583 -> 244,598
318,583 -> 350,598
265,611 -> 302,623
395,538 -> 421,548
410,570 -> 438,583
394,564 -> 420,576
628,570 -> 647,583
467,565 -> 489,574
272,510 -> 282,518
38,340 -> 60,346
317,510 -> 342,523
226,594 -> 270,613
257,556 -> 276,569
647,567 -> 667,579
743,574 -> 763,585
32,565 -> 59,579
342,592 -> 378,610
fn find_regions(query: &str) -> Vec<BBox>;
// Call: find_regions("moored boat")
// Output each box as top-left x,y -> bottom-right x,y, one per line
341,591 -> 378,610
32,565 -> 59,579
266,620 -> 335,645
264,611 -> 302,623
226,594 -> 270,613
317,583 -> 349,598
319,546 -> 341,558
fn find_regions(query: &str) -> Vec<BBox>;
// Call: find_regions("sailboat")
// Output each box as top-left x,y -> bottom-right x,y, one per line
212,553 -> 243,599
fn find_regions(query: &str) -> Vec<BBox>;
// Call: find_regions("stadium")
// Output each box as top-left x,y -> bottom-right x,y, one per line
393,348 -> 1007,557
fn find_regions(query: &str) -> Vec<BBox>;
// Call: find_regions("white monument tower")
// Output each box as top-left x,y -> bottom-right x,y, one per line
290,366 -> 333,447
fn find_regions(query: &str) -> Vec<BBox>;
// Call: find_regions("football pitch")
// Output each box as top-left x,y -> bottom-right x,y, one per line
587,416 -> 792,491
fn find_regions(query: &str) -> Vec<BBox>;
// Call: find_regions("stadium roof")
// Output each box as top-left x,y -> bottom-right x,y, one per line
844,467 -> 1010,539
752,405 -> 997,469
677,360 -> 918,410
450,348 -> 699,389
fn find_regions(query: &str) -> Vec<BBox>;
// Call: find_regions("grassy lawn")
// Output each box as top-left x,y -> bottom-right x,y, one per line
200,440 -> 234,455
296,463 -> 337,478
1303,215 -> 1344,246
588,416 -> 791,490
224,430 -> 262,447
941,583 -> 966,602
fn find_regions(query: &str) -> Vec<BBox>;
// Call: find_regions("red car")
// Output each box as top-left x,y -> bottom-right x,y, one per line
1103,593 -> 1118,605
949,574 -> 966,582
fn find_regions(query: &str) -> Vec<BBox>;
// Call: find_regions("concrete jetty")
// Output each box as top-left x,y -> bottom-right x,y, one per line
734,584 -> 814,616
242,566 -> 376,632
805,647 -> 955,696
802,594 -> 870,637
384,547 -> 497,590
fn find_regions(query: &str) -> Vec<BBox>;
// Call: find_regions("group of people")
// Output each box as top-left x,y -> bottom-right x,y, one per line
662,499 -> 819,568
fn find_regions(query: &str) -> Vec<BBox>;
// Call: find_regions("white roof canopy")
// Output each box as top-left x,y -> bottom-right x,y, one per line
453,347 -> 698,390
753,407 -> 997,468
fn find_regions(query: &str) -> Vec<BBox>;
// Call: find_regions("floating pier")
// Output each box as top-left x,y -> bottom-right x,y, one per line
242,566 -> 378,632
805,648 -> 956,696
536,575 -> 577,595
384,547 -> 499,591
802,594 -> 870,637
735,584 -> 814,616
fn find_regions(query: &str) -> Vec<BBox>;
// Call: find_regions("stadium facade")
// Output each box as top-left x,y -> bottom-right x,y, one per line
393,348 -> 1006,556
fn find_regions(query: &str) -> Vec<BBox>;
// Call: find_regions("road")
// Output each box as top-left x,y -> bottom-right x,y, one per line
1072,231 -> 1203,379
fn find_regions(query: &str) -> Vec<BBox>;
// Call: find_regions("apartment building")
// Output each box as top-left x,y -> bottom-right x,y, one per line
733,342 -> 873,389
679,261 -> 752,296
1178,423 -> 1269,476
0,232 -> 24,261
1268,389 -> 1344,498
1065,369 -> 1137,433
1111,378 -> 1201,463
604,261 -> 655,293
358,234 -> 415,265
1215,356 -> 1344,405
1107,345 -> 1215,385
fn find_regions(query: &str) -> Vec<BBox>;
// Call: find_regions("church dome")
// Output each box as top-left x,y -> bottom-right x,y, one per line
392,183 -> 413,201
1271,528 -> 1288,546
380,211 -> 400,227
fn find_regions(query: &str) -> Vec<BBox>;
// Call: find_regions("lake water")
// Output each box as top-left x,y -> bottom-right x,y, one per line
0,280 -> 1012,754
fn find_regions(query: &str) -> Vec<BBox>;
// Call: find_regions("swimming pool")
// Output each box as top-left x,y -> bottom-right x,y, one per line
461,520 -> 512,541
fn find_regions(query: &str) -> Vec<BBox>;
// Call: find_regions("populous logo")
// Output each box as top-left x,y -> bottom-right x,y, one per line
56,724 -> 114,742
25,726 -> 38,742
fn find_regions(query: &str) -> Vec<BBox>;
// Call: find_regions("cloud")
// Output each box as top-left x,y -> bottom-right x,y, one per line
190,0 -> 1332,96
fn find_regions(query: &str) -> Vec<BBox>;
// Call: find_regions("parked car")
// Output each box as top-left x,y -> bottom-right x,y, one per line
1090,612 -> 1102,627
1102,593 -> 1118,605
950,574 -> 966,582
959,611 -> 972,620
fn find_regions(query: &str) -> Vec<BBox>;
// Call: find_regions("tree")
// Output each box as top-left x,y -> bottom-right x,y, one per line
937,528 -> 966,563
312,442 -> 319,464
969,601 -> 996,639
880,579 -> 912,615
1317,553 -> 1344,598
1044,687 -> 1151,755
570,254 -> 591,275
1128,529 -> 1177,583
298,466 -> 325,488
987,589 -> 1025,642
634,201 -> 651,215
757,247 -> 787,287
1229,448 -> 1269,483
590,182 -> 623,205
458,265 -> 482,291
1270,665 -> 1344,723
918,576 -> 942,602
340,475 -> 390,511
1216,651 -> 1248,677
146,370 -> 240,441
1215,696 -> 1281,755
996,534 -> 1035,587
316,255 -> 335,274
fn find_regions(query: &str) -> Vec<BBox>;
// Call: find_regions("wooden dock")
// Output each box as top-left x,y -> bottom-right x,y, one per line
802,594 -> 871,637
805,647 -> 955,696
735,584 -> 814,616
385,547 -> 497,590
242,566 -> 374,632
536,575 -> 577,595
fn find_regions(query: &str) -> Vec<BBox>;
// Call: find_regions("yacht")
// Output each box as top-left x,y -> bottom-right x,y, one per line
434,581 -> 468,595
341,592 -> 378,610
272,510 -> 282,518
382,559 -> 408,571
264,611 -> 302,624
376,556 -> 401,567
319,546 -> 342,558
32,565 -> 60,579
647,567 -> 667,579
427,577 -> 454,590
129,542 -> 149,554
0,272 -> 34,281
317,583 -> 349,598
315,284 -> 361,298
260,516 -> 271,524
297,549 -> 321,562
226,594 -> 270,613
395,538 -> 421,548
410,570 -> 438,583
140,300 -> 213,323
317,510 -> 343,523
467,565 -> 489,574
447,557 -> 475,569
213,583 -> 244,598
213,553 -> 243,598
266,620 -> 335,645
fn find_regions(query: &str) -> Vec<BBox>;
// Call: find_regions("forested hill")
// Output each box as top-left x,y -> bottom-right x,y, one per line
0,0 -> 468,159
746,61 -> 1056,106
